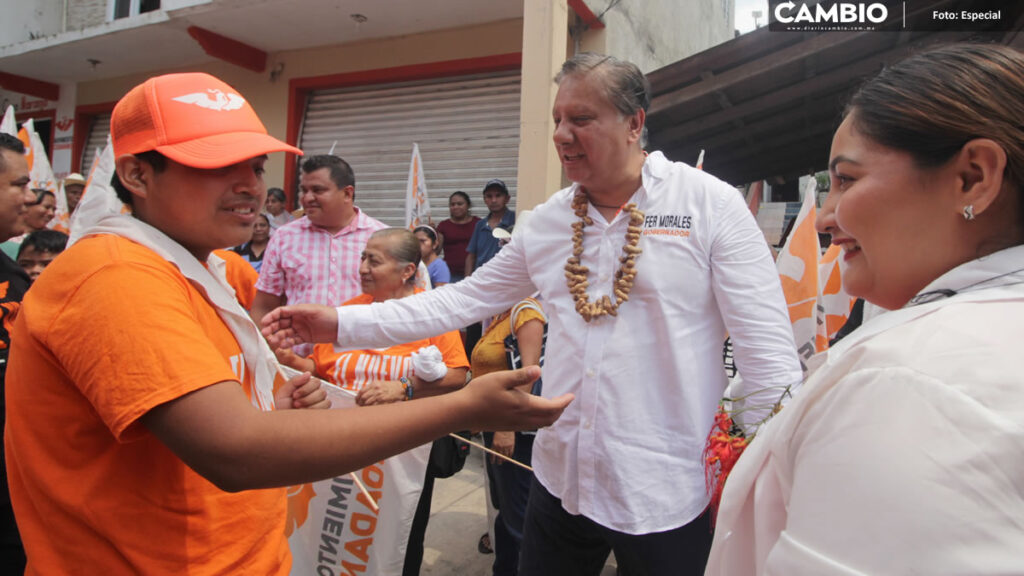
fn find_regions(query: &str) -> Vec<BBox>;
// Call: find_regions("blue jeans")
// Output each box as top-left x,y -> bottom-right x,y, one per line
484,431 -> 535,576
519,478 -> 712,576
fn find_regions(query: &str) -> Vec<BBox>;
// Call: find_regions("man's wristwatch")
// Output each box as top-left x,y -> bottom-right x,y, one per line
399,376 -> 413,401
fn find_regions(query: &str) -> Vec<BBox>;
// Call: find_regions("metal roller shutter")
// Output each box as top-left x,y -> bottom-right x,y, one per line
79,112 -> 111,175
298,71 -> 521,226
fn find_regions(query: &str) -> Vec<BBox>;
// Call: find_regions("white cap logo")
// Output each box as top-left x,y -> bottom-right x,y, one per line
172,89 -> 246,111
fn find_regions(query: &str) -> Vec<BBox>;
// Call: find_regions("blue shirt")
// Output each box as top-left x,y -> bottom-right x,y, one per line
466,211 -> 515,270
427,258 -> 451,286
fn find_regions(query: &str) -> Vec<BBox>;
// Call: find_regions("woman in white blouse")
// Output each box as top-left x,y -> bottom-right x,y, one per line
707,43 -> 1024,575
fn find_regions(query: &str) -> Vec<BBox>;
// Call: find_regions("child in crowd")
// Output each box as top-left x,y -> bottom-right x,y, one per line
414,225 -> 450,287
16,229 -> 67,282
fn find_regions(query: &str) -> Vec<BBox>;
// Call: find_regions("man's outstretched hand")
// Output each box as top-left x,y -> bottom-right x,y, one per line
261,304 -> 339,350
460,365 -> 574,432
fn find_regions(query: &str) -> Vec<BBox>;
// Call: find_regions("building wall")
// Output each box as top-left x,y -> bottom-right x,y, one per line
579,0 -> 733,72
0,2 -> 64,46
68,0 -> 110,30
516,0 -> 569,209
52,1 -> 732,207
75,19 -> 524,190
66,0 -> 212,30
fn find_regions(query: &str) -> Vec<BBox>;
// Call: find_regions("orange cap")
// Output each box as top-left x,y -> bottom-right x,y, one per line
111,72 -> 302,169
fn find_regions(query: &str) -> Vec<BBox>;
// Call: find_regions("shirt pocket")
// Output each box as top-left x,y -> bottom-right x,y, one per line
280,251 -> 313,293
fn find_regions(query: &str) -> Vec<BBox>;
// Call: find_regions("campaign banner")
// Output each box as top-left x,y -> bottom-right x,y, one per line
286,379 -> 430,576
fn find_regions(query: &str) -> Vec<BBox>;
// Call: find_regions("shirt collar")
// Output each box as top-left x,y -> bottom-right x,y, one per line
564,151 -> 663,211
299,206 -> 369,235
498,210 -> 515,228
643,150 -> 671,179
483,210 -> 514,229
636,151 -> 672,207
907,244 -> 1024,306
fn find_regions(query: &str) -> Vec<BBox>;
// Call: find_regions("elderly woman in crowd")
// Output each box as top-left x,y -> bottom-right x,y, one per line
277,227 -> 468,576
707,43 -> 1024,575
288,228 -> 469,402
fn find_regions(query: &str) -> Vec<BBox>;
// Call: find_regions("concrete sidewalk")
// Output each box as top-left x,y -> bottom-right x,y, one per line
419,444 -> 617,575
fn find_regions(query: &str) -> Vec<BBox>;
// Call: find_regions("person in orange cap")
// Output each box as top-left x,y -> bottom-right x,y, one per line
3,72 -> 571,574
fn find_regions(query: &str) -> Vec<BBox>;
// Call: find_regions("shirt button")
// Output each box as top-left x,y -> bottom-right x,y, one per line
586,369 -> 595,378
583,421 -> 592,430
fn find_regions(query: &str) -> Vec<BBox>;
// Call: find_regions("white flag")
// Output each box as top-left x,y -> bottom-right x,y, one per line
69,136 -> 122,245
18,119 -> 58,196
50,166 -> 71,230
0,105 -> 16,136
85,146 -> 103,181
405,143 -> 430,229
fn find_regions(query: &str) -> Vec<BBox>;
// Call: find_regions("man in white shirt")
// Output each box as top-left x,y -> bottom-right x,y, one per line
262,52 -> 802,575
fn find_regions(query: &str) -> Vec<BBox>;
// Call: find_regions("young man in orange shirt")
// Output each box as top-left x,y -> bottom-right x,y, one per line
3,72 -> 570,574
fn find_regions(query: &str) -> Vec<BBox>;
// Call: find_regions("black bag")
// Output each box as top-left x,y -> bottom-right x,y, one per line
427,431 -> 471,479
504,300 -> 547,396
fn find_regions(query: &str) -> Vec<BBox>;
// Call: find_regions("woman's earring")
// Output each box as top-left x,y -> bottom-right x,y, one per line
962,205 -> 975,221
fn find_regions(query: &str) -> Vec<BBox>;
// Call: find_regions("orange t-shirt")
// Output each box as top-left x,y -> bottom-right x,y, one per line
4,235 -> 289,575
214,248 -> 258,310
310,292 -> 469,391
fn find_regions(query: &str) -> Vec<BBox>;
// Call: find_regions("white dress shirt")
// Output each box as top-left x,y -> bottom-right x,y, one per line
337,152 -> 802,534
707,244 -> 1024,575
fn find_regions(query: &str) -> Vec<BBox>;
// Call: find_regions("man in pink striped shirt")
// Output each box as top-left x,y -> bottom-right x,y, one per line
252,155 -> 385,354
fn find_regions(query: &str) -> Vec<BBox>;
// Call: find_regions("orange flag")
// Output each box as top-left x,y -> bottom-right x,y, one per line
776,179 -> 822,370
776,179 -> 857,370
817,243 -> 855,343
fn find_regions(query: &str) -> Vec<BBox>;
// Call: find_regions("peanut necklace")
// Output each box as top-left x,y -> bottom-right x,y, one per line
564,191 -> 644,322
